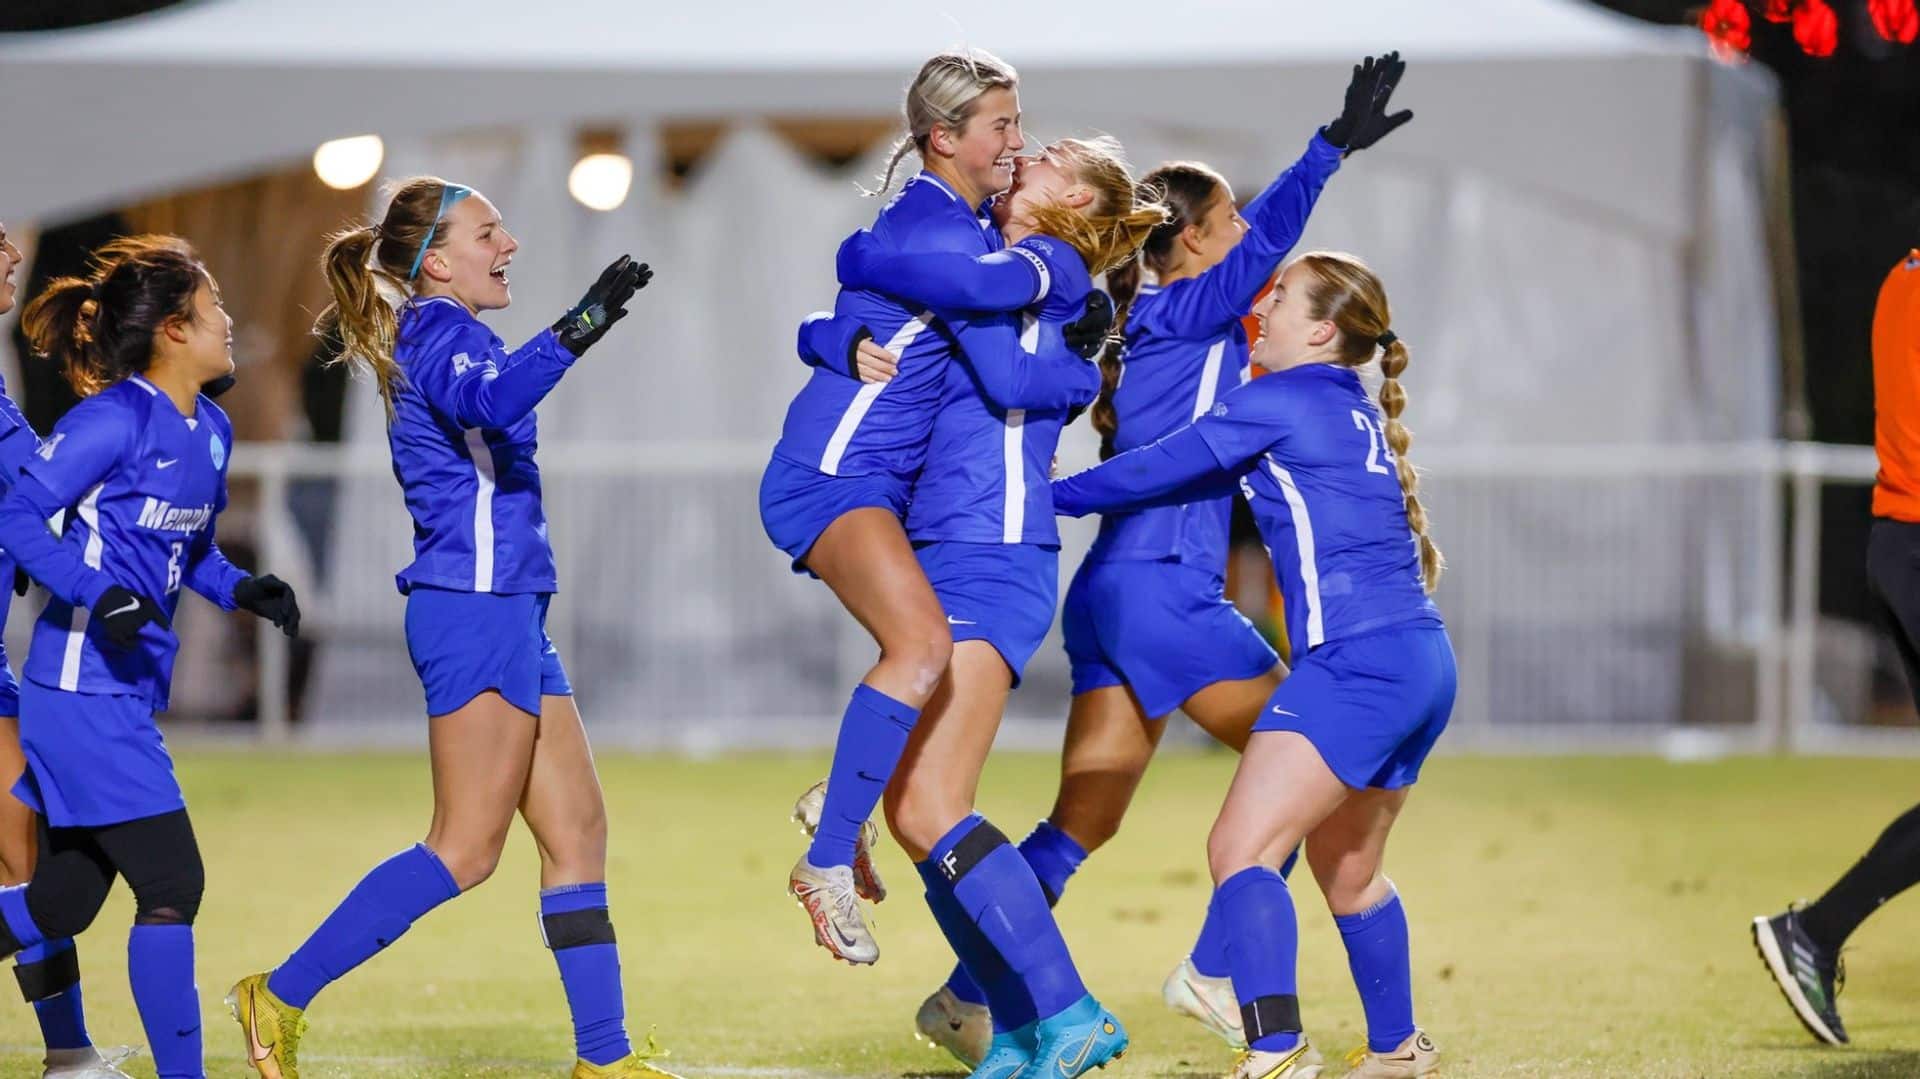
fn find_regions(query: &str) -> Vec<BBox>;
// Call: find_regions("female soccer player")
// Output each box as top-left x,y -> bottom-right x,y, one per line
226,179 -> 665,1079
1053,249 -> 1452,1079
824,135 -> 1166,1078
765,48 -> 1111,965
0,221 -> 136,1079
902,54 -> 1413,1064
0,235 -> 301,1079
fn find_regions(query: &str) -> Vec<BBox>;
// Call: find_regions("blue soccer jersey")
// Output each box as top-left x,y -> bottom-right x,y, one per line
0,373 -> 41,635
771,172 -> 998,480
388,295 -> 565,595
0,377 -> 245,709
1055,363 -> 1439,657
1091,133 -> 1342,569
907,234 -> 1099,546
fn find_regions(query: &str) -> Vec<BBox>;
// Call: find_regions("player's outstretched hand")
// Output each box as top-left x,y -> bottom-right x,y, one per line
554,254 -> 651,356
92,585 -> 168,648
234,574 -> 301,638
1063,290 -> 1116,359
1323,51 -> 1412,154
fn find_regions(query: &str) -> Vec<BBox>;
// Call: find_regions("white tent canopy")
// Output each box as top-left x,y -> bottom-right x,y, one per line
0,1 -> 1788,742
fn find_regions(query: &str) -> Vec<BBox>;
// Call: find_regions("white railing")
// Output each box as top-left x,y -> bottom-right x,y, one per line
206,439 -> 1910,754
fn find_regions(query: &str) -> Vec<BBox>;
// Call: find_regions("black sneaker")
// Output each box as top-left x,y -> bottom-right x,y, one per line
1752,907 -> 1848,1045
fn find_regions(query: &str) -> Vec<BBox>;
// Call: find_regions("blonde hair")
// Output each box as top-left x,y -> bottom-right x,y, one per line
315,176 -> 465,414
1291,250 -> 1444,593
1021,136 -> 1169,279
871,48 -> 1019,195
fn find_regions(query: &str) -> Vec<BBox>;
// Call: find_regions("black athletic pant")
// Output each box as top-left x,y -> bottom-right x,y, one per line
8,809 -> 204,950
1798,520 -> 1920,953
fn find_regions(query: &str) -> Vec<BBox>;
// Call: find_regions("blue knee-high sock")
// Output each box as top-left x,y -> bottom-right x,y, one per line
931,815 -> 1086,1023
808,685 -> 918,868
0,884 -> 45,954
1335,887 -> 1415,1053
268,843 -> 459,1009
541,883 -> 631,1067
1191,846 -> 1298,978
917,858 -> 1034,1032
946,820 -> 1089,1006
17,939 -> 92,1050
128,924 -> 200,1079
1216,866 -> 1301,1053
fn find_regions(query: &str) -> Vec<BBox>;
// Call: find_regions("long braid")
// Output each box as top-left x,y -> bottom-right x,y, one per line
1375,335 -> 1443,592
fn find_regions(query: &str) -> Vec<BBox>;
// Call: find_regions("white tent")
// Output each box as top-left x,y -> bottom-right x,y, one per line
0,1 -> 1787,744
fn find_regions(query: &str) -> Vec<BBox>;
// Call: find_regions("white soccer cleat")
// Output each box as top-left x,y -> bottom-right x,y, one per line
44,1045 -> 139,1079
791,779 -> 887,902
1339,1031 -> 1440,1078
914,983 -> 992,1068
1165,955 -> 1246,1048
788,856 -> 879,965
1226,1039 -> 1324,1079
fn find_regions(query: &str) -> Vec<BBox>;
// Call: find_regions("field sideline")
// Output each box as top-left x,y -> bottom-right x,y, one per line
2,751 -> 1917,1078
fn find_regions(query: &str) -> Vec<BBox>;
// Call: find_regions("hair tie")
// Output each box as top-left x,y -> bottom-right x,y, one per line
1376,330 -> 1398,350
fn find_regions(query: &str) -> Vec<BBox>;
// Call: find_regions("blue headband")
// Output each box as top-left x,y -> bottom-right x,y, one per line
406,183 -> 473,280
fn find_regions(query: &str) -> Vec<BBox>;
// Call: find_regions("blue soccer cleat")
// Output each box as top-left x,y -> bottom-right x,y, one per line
967,1022 -> 1037,1079
1030,995 -> 1128,1077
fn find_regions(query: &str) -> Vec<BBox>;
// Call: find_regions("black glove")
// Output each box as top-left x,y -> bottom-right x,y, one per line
234,574 -> 301,638
91,585 -> 168,648
1063,290 -> 1116,360
1323,52 -> 1413,154
13,568 -> 28,598
201,373 -> 238,399
553,255 -> 651,356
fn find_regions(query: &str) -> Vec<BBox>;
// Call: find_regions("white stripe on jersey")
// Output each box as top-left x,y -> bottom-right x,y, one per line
819,315 -> 929,476
60,483 -> 106,691
463,429 -> 497,592
127,376 -> 159,396
1264,457 -> 1325,649
1000,313 -> 1044,543
1192,340 -> 1227,421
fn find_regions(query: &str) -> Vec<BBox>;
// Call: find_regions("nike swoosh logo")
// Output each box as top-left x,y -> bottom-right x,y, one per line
1271,707 -> 1298,716
1057,1028 -> 1098,1075
247,995 -> 275,1063
107,598 -> 140,618
176,1026 -> 199,1037
156,458 -> 178,469
948,616 -> 976,625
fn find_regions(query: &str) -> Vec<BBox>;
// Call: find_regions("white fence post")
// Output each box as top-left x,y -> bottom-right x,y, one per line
254,444 -> 293,745
1785,443 -> 1824,754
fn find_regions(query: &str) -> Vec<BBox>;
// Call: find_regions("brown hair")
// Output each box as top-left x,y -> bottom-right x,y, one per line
22,234 -> 210,397
315,176 -> 464,412
1021,136 -> 1167,283
1092,162 -> 1228,458
1291,250 -> 1444,592
871,49 -> 1019,195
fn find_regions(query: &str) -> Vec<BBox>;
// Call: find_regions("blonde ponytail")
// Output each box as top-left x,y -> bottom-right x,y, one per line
315,224 -> 405,414
867,49 -> 1019,196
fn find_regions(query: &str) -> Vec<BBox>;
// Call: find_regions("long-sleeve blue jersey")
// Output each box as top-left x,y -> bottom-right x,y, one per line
0,372 -> 41,659
388,296 -> 566,595
1091,133 -> 1343,569
901,235 -> 1100,546
1054,363 -> 1439,657
772,172 -> 1001,480
0,377 -> 246,709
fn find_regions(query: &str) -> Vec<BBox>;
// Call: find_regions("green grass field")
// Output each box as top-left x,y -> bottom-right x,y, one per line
3,750 -> 1919,1078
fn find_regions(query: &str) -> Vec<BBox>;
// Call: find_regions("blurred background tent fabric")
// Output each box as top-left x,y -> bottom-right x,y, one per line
0,0 -> 1793,746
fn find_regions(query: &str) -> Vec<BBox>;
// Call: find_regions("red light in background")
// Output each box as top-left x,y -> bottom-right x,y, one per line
1870,0 -> 1920,43
1794,0 -> 1840,55
1700,0 -> 1754,60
